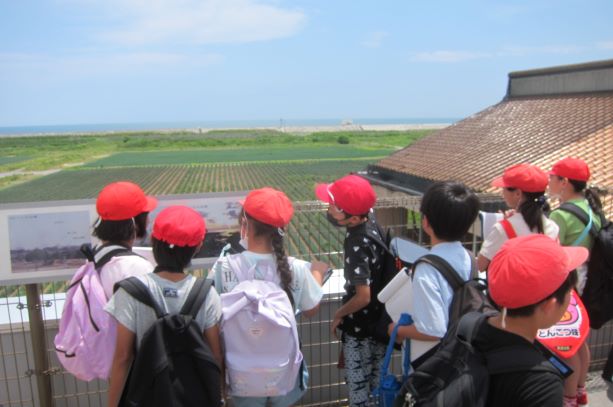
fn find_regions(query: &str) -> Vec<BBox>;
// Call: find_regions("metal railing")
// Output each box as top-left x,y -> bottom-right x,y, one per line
1,194 -> 612,407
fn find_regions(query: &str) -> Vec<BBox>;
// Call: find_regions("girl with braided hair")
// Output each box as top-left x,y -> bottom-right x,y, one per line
210,187 -> 325,407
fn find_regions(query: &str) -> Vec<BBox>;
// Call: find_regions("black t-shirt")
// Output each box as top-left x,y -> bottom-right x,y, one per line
340,216 -> 384,338
472,318 -> 563,407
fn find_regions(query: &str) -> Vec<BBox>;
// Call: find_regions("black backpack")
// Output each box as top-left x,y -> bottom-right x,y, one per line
411,253 -> 496,346
115,277 -> 222,407
558,203 -> 613,329
394,312 -> 563,407
365,226 -> 404,345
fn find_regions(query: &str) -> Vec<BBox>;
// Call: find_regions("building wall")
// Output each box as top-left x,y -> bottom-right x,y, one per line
509,66 -> 613,97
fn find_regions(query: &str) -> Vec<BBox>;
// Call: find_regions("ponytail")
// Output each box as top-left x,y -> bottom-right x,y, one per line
518,191 -> 549,234
568,179 -> 604,216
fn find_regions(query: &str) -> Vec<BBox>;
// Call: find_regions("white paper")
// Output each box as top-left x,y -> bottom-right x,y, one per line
480,211 -> 503,239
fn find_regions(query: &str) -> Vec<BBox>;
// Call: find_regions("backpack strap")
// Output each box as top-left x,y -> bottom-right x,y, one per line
179,278 -> 213,319
413,254 -> 465,291
558,203 -> 599,240
93,244 -> 136,270
486,346 -> 563,377
365,225 -> 394,256
115,277 -> 166,319
456,312 -> 565,377
456,311 -> 487,342
80,243 -> 95,262
499,219 -> 517,239
226,253 -> 257,283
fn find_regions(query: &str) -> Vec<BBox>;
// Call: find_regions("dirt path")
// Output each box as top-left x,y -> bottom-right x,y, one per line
0,168 -> 61,178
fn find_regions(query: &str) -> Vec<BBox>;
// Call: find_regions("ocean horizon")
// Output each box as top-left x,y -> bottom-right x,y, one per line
0,117 -> 458,136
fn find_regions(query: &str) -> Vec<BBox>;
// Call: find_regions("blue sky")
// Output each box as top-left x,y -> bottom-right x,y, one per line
1,0 -> 612,127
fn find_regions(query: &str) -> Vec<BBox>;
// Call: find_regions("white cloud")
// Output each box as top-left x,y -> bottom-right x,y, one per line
410,43 -> 587,63
361,31 -> 389,48
69,0 -> 306,46
499,45 -> 583,56
597,41 -> 613,50
411,50 -> 491,63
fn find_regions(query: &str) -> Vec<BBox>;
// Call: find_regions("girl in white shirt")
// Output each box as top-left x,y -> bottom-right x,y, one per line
478,163 -> 558,271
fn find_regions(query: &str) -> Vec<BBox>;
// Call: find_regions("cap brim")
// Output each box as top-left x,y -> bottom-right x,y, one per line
563,246 -> 589,272
144,196 -> 157,212
491,176 -> 507,188
315,183 -> 333,203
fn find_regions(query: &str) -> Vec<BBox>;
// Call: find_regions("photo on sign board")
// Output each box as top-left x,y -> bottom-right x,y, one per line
8,211 -> 91,273
134,194 -> 245,261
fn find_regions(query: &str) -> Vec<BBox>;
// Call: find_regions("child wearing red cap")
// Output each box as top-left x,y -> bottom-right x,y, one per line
548,157 -> 605,407
473,234 -> 588,407
477,163 -> 558,271
106,206 -> 222,407
210,187 -> 324,407
93,181 -> 158,298
315,174 -> 388,407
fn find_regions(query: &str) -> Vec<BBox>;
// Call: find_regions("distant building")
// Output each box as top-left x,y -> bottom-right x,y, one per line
367,59 -> 613,214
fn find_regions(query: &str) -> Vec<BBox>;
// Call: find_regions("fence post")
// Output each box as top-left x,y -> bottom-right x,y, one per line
26,284 -> 53,407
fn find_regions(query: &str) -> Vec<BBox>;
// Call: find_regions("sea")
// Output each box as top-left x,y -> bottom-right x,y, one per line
0,118 -> 458,136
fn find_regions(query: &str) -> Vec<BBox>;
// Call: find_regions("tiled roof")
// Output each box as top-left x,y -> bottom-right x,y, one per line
373,92 -> 613,215
374,92 -> 613,215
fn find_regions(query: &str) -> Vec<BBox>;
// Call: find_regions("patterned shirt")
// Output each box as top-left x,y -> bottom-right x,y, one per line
340,216 -> 384,338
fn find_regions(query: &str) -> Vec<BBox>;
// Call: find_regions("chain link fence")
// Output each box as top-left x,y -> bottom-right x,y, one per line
1,195 -> 612,406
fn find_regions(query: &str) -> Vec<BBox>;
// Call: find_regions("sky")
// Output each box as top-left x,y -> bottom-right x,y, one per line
0,0 -> 612,127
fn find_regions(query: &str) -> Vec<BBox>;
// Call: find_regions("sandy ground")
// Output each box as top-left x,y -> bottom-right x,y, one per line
0,168 -> 60,178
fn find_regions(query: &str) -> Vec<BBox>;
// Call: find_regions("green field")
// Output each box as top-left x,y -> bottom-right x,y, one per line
0,159 -> 378,203
85,146 -> 394,167
0,129 -> 435,296
0,129 -> 430,174
0,156 -> 30,166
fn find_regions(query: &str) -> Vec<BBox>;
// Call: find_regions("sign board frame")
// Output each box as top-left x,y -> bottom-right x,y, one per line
0,191 -> 246,285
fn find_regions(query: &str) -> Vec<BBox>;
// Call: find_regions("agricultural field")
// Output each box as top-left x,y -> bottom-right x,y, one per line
85,146 -> 394,167
0,129 -> 433,296
0,160 -> 377,203
0,129 -> 430,174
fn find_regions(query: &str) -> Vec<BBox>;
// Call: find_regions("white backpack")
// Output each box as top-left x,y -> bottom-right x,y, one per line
220,254 -> 303,397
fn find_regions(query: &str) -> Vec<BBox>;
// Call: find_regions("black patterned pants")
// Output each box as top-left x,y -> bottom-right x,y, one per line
342,334 -> 386,407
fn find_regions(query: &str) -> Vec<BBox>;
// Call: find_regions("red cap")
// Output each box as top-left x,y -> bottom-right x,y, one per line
315,174 -> 376,215
489,235 -> 588,309
491,163 -> 548,193
549,157 -> 591,182
242,187 -> 294,227
152,206 -> 206,247
96,181 -> 157,221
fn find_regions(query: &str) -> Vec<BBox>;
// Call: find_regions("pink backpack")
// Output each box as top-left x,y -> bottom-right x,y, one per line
54,244 -> 134,381
220,254 -> 302,397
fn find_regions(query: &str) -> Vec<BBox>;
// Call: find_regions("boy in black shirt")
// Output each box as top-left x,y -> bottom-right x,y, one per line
478,234 -> 588,407
315,174 -> 385,407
